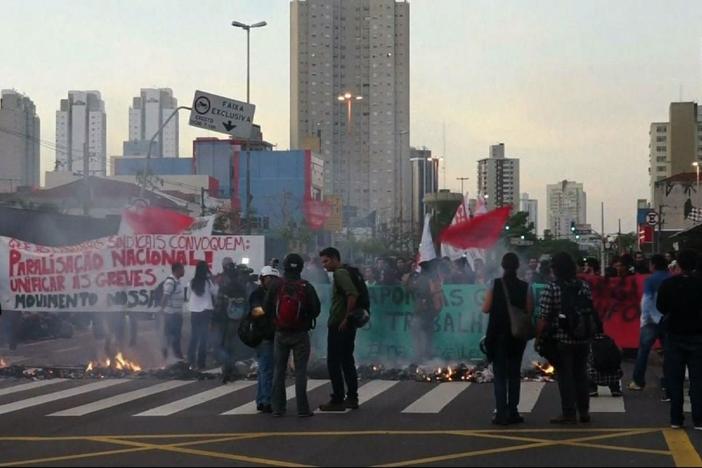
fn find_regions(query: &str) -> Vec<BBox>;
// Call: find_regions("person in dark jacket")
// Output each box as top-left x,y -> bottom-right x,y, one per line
482,253 -> 533,425
265,253 -> 321,418
248,265 -> 281,413
657,249 -> 702,429
537,252 -> 594,424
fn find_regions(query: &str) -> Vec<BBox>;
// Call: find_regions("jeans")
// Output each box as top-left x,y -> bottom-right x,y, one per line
632,322 -> 667,389
492,336 -> 526,419
256,339 -> 274,406
327,326 -> 359,402
271,330 -> 311,415
188,310 -> 212,369
666,334 -> 702,426
163,314 -> 184,359
554,342 -> 590,418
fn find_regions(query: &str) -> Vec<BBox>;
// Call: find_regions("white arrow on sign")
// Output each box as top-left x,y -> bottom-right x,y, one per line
188,90 -> 255,139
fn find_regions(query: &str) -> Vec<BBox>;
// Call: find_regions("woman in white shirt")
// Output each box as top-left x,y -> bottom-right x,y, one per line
187,261 -> 218,369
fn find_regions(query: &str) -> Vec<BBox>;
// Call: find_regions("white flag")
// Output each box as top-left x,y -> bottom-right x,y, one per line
419,213 -> 437,263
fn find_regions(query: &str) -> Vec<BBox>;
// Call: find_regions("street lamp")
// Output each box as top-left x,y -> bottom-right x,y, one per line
337,92 -> 363,135
231,20 -> 267,104
694,162 -> 700,193
231,19 -> 267,234
456,177 -> 469,196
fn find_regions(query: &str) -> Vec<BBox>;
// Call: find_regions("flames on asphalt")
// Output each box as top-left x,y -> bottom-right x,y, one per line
85,352 -> 142,373
0,358 -> 7,369
533,361 -> 555,377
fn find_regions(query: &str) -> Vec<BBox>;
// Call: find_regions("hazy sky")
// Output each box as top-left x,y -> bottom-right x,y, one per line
3,0 -> 702,233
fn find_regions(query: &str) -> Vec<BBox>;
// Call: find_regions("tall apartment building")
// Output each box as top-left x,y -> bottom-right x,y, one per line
409,146 -> 437,229
519,192 -> 538,234
649,102 -> 702,199
124,88 -> 179,158
477,143 -> 520,212
0,90 -> 40,192
55,91 -> 106,175
290,0 -> 410,226
547,180 -> 587,238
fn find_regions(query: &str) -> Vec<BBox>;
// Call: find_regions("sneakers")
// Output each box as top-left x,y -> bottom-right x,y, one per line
344,398 -> 360,410
627,382 -> 644,391
319,401 -> 347,412
671,424 -> 683,429
492,416 -> 510,426
257,404 -> 272,414
611,390 -> 623,397
661,394 -> 672,402
298,412 -> 314,418
589,390 -> 599,397
508,415 -> 525,424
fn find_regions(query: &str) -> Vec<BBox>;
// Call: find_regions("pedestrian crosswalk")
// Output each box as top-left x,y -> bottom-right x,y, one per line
0,377 -> 666,419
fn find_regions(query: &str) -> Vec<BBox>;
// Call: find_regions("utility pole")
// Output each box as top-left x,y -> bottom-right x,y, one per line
456,177 -> 469,196
83,140 -> 91,216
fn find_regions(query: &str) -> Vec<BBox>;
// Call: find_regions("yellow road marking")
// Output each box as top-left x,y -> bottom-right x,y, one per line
0,435 -> 259,467
375,429 -> 665,467
96,436 -> 311,468
663,429 -> 702,467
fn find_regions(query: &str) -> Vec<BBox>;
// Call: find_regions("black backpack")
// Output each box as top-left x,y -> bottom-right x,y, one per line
558,280 -> 598,340
338,265 -> 371,327
591,335 -> 622,371
340,265 -> 370,311
152,276 -> 177,307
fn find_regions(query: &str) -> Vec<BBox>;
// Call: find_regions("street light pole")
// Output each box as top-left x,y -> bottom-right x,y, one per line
232,20 -> 267,234
456,177 -> 469,196
694,162 -> 700,193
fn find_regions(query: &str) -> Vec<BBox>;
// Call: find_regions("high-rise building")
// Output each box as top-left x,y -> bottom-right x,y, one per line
55,91 -> 106,175
477,143 -> 520,213
409,146 -> 437,230
290,0 -> 410,226
519,192 -> 538,235
124,88 -> 179,158
649,102 -> 702,199
0,90 -> 40,192
547,180 -> 587,238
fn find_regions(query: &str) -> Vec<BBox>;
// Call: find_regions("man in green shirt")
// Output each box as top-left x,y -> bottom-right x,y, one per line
318,247 -> 359,412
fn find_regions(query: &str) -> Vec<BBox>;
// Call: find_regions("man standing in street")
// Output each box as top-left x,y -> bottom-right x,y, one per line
629,254 -> 670,399
319,247 -> 360,412
266,253 -> 320,418
657,249 -> 702,429
159,262 -> 186,360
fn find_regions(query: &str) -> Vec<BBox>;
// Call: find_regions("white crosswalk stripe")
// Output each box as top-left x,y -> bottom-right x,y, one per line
0,379 -> 130,415
138,381 -> 256,416
223,379 -> 328,415
0,379 -> 67,397
316,380 -> 400,414
589,386 -> 626,413
518,382 -> 546,414
49,380 -> 193,416
402,382 -> 470,414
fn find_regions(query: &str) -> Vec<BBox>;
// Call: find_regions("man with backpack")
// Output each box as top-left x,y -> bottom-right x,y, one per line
265,253 -> 321,417
537,252 -> 598,425
318,247 -> 370,412
157,262 -> 186,360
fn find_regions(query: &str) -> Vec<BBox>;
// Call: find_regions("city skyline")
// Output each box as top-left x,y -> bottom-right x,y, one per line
2,0 -> 702,233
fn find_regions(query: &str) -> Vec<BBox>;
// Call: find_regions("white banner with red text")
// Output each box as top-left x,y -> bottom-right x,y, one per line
0,234 -> 264,313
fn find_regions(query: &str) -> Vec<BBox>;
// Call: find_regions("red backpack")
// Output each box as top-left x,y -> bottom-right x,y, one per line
275,280 -> 311,330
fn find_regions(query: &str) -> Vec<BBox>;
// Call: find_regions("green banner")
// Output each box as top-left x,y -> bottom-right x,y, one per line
310,284 -> 491,363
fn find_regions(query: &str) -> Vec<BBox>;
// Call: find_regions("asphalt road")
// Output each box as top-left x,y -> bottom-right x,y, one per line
0,322 -> 700,467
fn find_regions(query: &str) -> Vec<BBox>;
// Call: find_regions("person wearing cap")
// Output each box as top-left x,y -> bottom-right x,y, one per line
265,253 -> 321,417
248,265 -> 281,413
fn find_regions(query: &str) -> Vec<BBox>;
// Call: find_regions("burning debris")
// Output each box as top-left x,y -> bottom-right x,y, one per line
355,363 -> 495,383
85,352 -> 142,374
523,361 -> 556,382
0,358 -> 7,368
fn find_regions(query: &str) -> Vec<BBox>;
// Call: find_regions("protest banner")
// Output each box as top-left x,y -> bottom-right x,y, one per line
0,234 -> 264,313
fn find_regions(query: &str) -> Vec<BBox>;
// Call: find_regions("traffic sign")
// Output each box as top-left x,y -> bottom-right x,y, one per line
646,211 -> 659,226
189,90 -> 255,139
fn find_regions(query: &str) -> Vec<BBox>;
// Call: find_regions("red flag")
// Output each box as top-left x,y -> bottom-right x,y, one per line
438,206 -> 511,250
121,207 -> 194,234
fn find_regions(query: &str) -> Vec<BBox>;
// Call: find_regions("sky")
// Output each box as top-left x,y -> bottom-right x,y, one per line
3,0 -> 702,234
